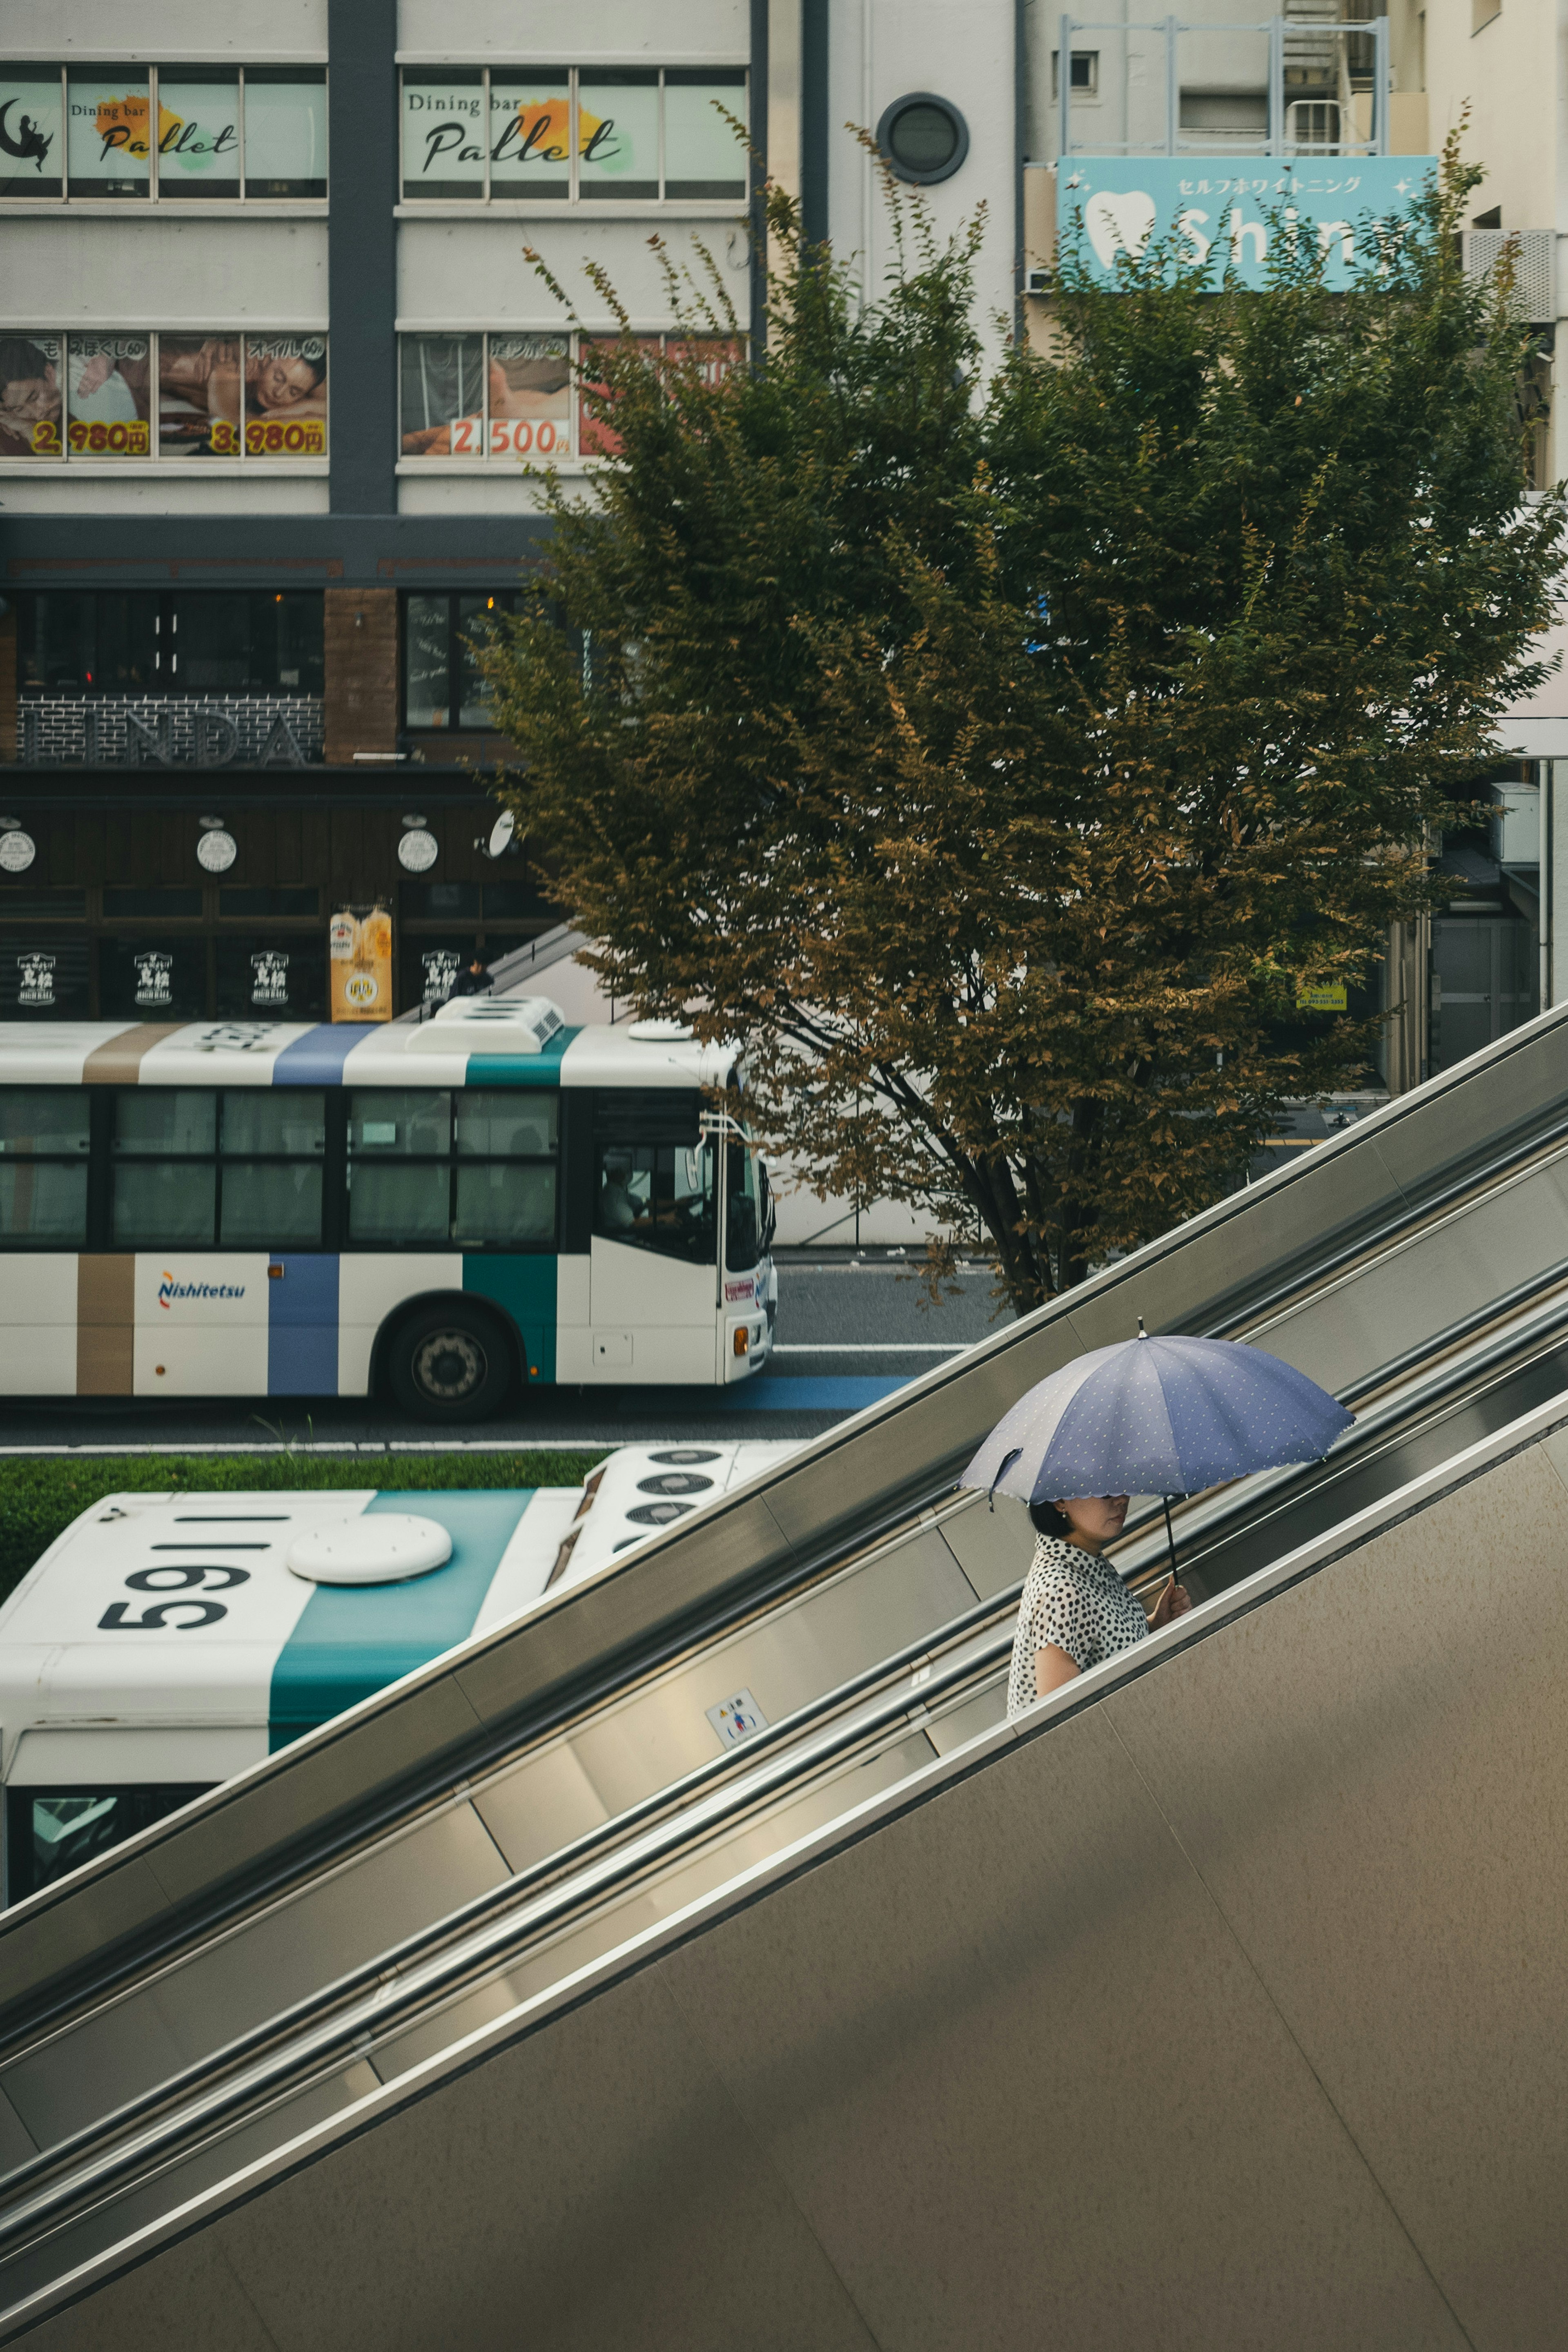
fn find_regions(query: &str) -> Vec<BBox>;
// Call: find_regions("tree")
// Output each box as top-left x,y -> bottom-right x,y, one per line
483,133 -> 1566,1309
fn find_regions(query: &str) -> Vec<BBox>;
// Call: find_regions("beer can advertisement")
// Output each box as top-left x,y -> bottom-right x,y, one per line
330,907 -> 392,1022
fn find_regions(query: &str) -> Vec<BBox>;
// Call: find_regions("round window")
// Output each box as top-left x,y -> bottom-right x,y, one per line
876,93 -> 969,186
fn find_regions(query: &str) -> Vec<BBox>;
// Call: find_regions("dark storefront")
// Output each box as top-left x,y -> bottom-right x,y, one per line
0,774 -> 556,1023
0,583 -> 560,1019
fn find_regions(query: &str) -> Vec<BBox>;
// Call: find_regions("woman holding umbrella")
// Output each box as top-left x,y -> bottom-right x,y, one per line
963,1324 -> 1355,1720
1007,1494 -> 1189,1712
1020,1505 -> 1189,1712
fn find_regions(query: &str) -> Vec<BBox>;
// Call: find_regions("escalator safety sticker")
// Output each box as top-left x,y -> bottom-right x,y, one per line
707,1689 -> 768,1747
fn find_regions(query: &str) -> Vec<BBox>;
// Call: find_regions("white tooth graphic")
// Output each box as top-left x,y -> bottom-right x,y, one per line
1085,188 -> 1157,270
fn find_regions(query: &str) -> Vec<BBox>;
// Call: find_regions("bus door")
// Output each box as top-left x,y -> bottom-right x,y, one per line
589,1090 -> 717,1382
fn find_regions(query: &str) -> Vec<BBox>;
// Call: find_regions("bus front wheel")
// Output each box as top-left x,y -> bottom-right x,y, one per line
387,1302 -> 513,1423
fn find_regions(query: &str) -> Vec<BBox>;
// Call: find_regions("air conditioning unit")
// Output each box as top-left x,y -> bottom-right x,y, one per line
1462,229 -> 1556,324
1286,99 -> 1341,149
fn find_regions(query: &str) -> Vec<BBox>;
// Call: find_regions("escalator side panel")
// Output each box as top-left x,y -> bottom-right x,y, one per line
0,2060 -> 385,2330
1062,1138 -> 1414,1354
111,1672 -> 487,1922
929,1492 -> 1034,1601
1249,1159 -> 1568,1393
0,1801 -> 510,2158
444,1488 -> 802,1733
20,1655 -> 1462,2351
471,1740 -> 612,1879
1370,1028 -> 1568,1201
486,1527 -> 974,1826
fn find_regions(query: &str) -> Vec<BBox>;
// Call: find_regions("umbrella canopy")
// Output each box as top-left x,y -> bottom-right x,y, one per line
963,1330 -> 1354,1507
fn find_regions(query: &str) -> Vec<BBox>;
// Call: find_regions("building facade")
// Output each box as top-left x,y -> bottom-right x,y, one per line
0,0 -> 1556,1079
0,0 -> 1021,1025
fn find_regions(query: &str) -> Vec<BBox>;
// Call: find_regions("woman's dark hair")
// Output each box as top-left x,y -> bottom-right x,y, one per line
1028,1498 -> 1073,1541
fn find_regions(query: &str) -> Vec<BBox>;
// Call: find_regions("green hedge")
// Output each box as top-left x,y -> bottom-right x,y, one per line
0,1450 -> 608,1611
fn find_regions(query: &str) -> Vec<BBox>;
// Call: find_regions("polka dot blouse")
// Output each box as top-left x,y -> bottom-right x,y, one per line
1006,1534 -> 1149,1717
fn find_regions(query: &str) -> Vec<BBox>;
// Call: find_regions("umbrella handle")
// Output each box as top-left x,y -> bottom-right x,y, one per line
1161,1496 -> 1179,1586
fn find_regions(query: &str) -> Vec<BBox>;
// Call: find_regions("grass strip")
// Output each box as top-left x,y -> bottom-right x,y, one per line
0,1449 -> 608,1611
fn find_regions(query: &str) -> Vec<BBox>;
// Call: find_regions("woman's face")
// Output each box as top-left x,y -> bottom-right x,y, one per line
1057,1494 -> 1129,1547
1,366 -> 59,421
251,356 -> 318,410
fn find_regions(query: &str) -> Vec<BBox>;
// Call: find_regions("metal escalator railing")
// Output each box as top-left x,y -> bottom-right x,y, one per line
5,1009 -> 1568,2098
12,1254 -> 1568,2311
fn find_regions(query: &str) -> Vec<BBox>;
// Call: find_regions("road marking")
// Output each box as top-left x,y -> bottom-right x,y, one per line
770,1343 -> 969,1353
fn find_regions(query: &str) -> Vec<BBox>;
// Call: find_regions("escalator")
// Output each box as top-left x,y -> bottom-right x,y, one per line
5,1009 -> 1568,2339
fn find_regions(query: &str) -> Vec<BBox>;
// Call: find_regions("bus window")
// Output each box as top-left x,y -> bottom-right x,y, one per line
112,1090 -> 218,1245
219,1091 -> 326,1246
726,1140 -> 761,1274
6,1784 -> 213,1906
111,1089 -> 326,1248
454,1090 -> 557,1244
347,1089 -> 559,1248
347,1090 -> 452,1243
0,1086 -> 90,1247
595,1139 -> 715,1264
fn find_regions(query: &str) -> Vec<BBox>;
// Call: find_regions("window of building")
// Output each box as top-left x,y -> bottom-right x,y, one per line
0,67 -> 326,202
18,594 -> 325,696
397,331 -> 740,467
399,67 -> 746,204
1050,51 -> 1100,99
346,1089 -> 558,1248
400,334 -> 569,461
402,592 -> 519,729
399,873 -> 558,1009
873,94 -> 969,186
0,332 -> 327,464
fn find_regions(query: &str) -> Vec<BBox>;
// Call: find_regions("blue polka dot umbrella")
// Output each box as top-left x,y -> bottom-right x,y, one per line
962,1323 -> 1354,1578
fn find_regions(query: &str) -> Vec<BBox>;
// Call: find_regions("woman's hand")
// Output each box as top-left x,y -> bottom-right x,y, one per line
1148,1578 -> 1192,1630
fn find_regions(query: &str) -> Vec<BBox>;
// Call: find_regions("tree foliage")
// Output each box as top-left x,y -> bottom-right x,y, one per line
484,133 -> 1565,1307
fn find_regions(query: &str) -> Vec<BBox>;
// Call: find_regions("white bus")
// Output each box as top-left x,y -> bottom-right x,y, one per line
0,1442 -> 801,1904
0,997 -> 776,1420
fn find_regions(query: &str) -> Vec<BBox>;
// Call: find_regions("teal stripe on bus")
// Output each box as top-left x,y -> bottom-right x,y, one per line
465,1254 -> 557,1384
266,1489 -> 536,1751
464,1026 -> 579,1088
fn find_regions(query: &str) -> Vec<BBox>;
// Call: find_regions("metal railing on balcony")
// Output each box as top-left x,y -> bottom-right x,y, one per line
1056,12 -> 1392,159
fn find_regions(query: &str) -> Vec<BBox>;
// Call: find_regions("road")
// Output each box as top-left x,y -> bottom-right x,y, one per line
0,1256 -> 1016,1454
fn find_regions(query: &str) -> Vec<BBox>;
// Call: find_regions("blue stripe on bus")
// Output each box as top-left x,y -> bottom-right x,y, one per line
267,1488 -> 536,1750
267,1253 -> 339,1394
464,1027 -> 578,1088
463,1254 -> 557,1384
272,1025 -> 371,1086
